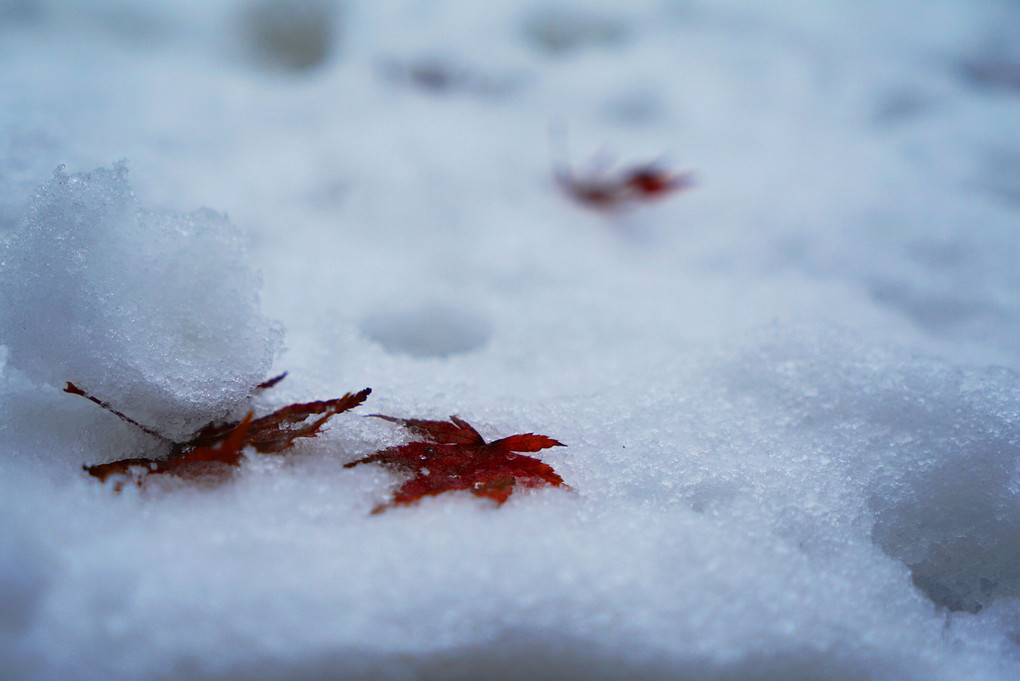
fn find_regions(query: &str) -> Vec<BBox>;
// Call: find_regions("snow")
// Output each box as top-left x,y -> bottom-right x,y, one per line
0,164 -> 281,440
2,0 -> 1020,679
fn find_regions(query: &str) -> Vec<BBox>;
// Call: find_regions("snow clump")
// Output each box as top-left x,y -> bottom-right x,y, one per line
0,163 -> 282,441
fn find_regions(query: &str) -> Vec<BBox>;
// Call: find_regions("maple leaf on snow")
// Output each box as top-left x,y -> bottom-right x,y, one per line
555,159 -> 694,210
549,128 -> 694,211
69,375 -> 371,488
345,414 -> 566,513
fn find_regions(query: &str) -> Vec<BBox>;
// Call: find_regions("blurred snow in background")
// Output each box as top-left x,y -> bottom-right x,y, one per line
2,0 -> 1020,679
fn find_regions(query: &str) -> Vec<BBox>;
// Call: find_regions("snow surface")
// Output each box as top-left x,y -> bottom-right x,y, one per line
2,0 -> 1020,679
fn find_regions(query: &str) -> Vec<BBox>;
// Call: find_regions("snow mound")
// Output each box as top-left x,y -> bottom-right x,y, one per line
0,163 -> 282,440
689,327 -> 1020,616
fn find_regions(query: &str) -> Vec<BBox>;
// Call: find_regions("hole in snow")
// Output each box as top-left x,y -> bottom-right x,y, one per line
237,0 -> 341,72
958,54 -> 1020,94
521,4 -> 629,56
361,302 -> 491,358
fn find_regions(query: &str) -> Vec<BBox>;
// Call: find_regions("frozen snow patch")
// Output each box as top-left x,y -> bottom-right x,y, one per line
0,163 -> 282,441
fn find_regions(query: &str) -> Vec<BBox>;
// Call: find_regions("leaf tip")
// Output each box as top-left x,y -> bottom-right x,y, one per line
256,372 -> 288,390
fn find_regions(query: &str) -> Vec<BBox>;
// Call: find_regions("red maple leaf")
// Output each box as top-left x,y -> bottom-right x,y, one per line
69,376 -> 371,488
548,128 -> 693,210
345,414 -> 566,513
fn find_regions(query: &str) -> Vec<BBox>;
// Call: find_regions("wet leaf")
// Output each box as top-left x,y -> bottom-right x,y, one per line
346,414 -> 565,512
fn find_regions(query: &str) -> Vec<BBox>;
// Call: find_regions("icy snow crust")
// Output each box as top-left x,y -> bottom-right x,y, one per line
3,0 -> 1020,679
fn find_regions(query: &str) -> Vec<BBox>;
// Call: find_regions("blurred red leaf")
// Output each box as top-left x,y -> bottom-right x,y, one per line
346,414 -> 565,512
555,160 -> 694,210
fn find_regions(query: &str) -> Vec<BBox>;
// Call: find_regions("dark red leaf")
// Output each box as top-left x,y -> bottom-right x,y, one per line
554,157 -> 694,210
245,389 -> 372,453
82,413 -> 255,486
177,411 -> 253,467
73,379 -> 371,488
256,372 -> 288,390
347,415 -> 565,512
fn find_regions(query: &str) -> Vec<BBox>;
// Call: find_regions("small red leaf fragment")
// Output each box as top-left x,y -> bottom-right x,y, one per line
368,413 -> 484,447
247,389 -> 372,453
256,372 -> 288,390
82,457 -> 157,484
64,381 -> 166,441
347,415 -> 565,512
554,157 -> 694,210
489,433 -> 565,454
176,411 -> 254,467
625,167 -> 695,197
